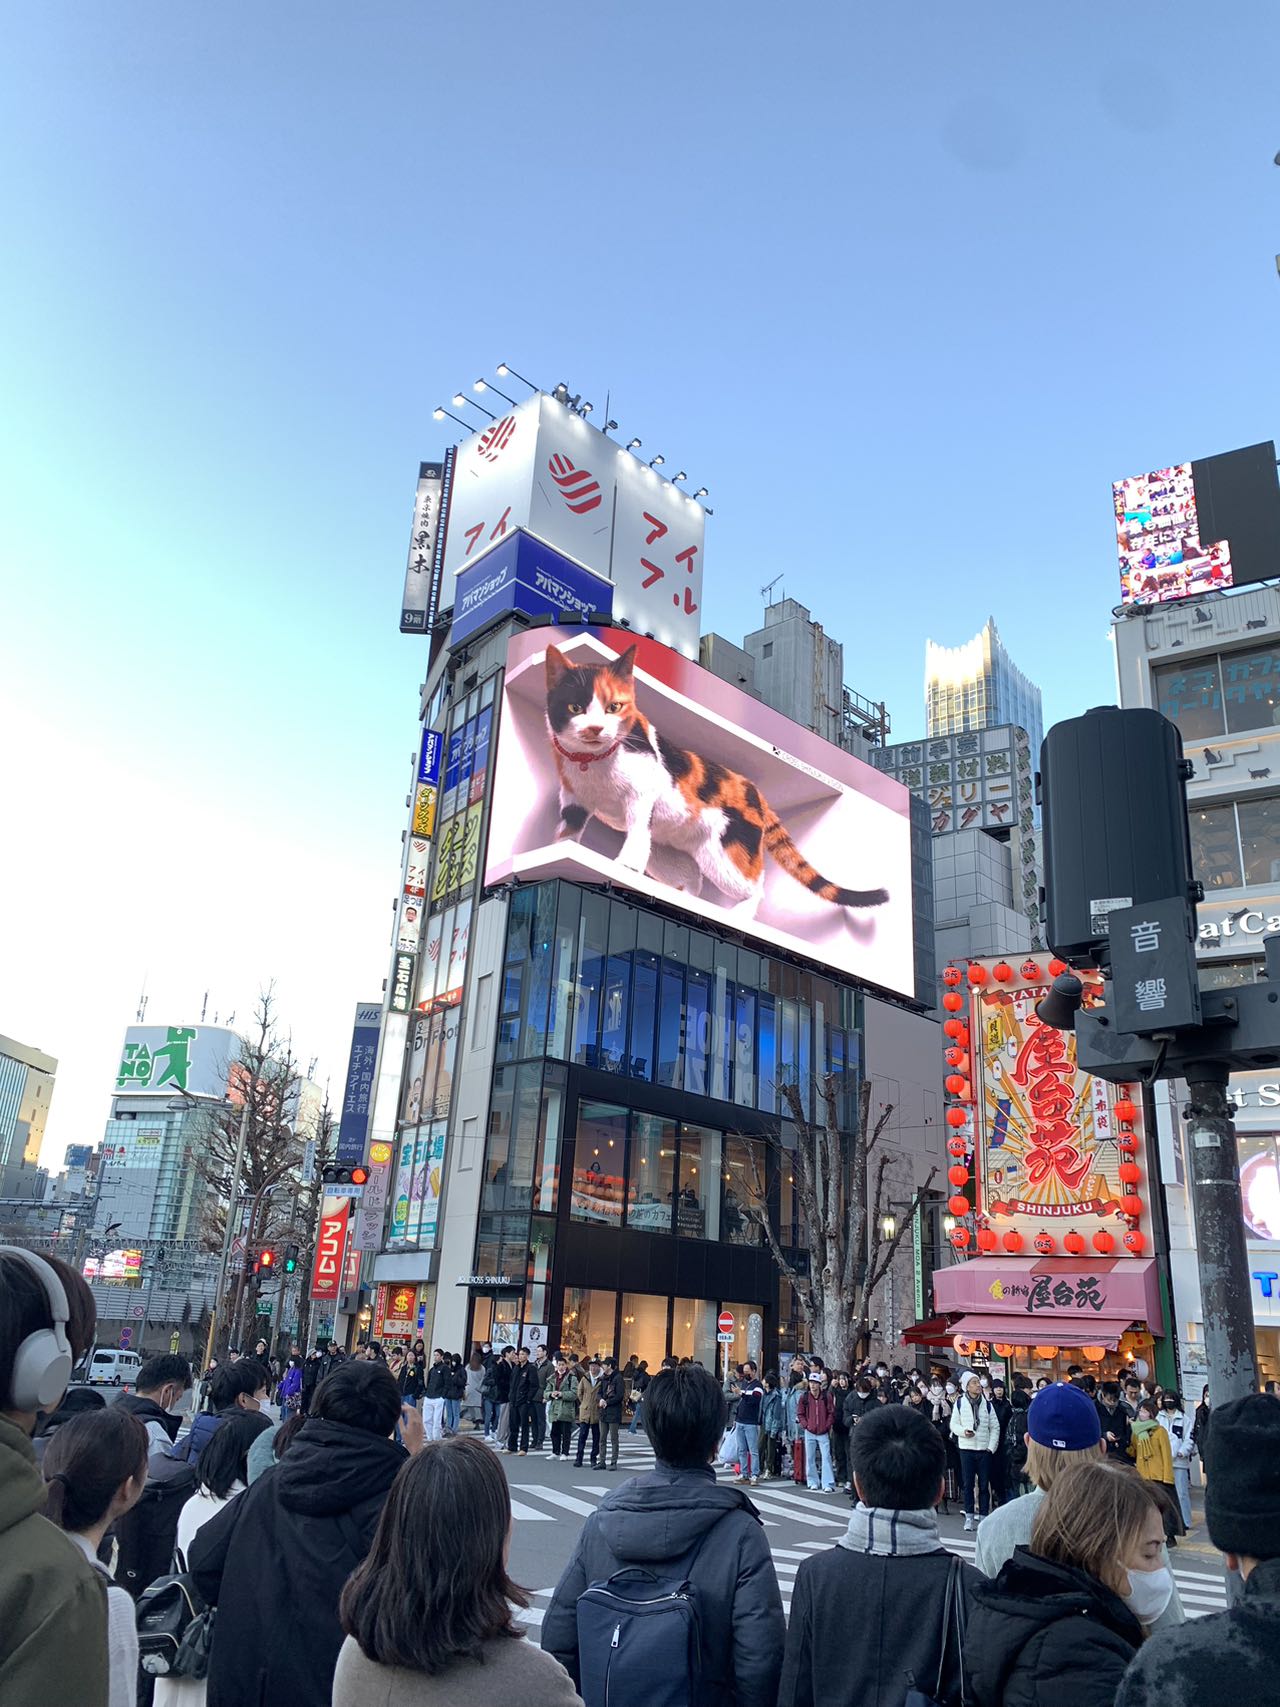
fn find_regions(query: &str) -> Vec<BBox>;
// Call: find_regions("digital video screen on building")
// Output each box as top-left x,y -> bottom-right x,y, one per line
485,626 -> 916,998
1114,441 -> 1280,607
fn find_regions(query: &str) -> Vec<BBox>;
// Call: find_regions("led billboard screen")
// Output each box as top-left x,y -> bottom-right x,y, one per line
1114,441 -> 1280,606
485,626 -> 915,997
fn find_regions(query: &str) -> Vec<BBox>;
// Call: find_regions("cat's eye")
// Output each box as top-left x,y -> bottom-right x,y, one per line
607,701 -> 625,713
567,703 -> 584,714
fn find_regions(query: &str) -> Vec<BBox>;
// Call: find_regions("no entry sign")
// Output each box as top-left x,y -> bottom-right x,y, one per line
717,1311 -> 735,1334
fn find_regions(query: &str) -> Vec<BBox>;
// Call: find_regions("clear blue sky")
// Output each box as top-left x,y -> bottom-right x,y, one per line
3,4 -> 1278,1158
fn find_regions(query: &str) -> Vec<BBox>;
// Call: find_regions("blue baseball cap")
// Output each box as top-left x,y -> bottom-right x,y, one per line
1027,1381 -> 1102,1451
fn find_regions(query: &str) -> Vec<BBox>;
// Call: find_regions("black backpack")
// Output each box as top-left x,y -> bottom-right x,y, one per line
136,1559 -> 214,1680
574,1522 -> 721,1707
114,1447 -> 199,1600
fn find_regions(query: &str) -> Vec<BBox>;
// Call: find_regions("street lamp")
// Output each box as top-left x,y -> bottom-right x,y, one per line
881,1212 -> 897,1241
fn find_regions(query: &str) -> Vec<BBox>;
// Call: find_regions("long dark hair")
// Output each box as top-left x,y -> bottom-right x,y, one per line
197,1410 -> 273,1497
340,1435 -> 527,1673
43,1407 -> 148,1531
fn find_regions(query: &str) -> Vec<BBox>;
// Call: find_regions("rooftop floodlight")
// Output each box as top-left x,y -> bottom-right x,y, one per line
496,362 -> 538,390
477,377 -> 516,405
693,487 -> 709,499
672,470 -> 687,483
626,438 -> 642,451
648,454 -> 665,468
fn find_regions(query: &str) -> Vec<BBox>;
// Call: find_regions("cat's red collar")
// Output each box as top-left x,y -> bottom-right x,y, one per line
553,733 -> 623,770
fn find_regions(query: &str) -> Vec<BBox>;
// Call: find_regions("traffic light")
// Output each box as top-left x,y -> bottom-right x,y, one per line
259,1248 -> 275,1270
351,1166 -> 369,1186
283,1243 -> 299,1274
321,1165 -> 369,1188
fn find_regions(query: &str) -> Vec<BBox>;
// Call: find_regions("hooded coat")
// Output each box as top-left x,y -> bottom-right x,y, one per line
0,1415 -> 109,1707
188,1415 -> 408,1707
965,1547 -> 1144,1707
541,1464 -> 784,1707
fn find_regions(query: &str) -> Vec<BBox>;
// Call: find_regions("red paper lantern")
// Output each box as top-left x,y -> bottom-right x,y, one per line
993,961 -> 1014,983
1117,1132 -> 1139,1153
944,1047 -> 967,1069
942,992 -> 964,1013
945,1073 -> 966,1096
1003,1229 -> 1024,1253
1118,1161 -> 1141,1185
1092,1229 -> 1116,1254
950,1227 -> 971,1250
948,1194 -> 970,1217
1048,958 -> 1068,976
955,1026 -> 970,1048
1123,1228 -> 1146,1254
1033,1230 -> 1056,1255
977,1227 -> 998,1252
943,1019 -> 964,1039
943,966 -> 963,986
948,1164 -> 969,1188
946,1107 -> 967,1129
1064,1230 -> 1086,1255
1120,1194 -> 1143,1218
947,1135 -> 967,1157
1113,1098 -> 1138,1124
967,964 -> 988,987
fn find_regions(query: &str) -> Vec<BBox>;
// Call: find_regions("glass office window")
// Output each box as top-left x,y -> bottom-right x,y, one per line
546,885 -> 580,1061
571,1102 -> 627,1225
527,1217 -> 555,1325
721,1136 -> 763,1247
620,1292 -> 669,1371
504,1064 -> 543,1212
1224,646 -> 1280,733
520,884 -> 558,1059
573,893 -> 609,1065
671,1298 -> 717,1369
709,969 -> 732,1102
657,962 -> 685,1088
533,1079 -> 564,1214
627,1112 -> 675,1233
757,995 -> 777,1113
601,910 -> 634,1070
733,986 -> 756,1107
684,969 -> 710,1096
629,950 -> 659,1083
1190,804 -> 1243,892
678,1123 -> 721,1240
1152,658 -> 1225,742
1239,796 -> 1280,887
482,1071 -> 515,1212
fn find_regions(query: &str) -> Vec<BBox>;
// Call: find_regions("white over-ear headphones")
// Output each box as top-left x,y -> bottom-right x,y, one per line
1,1245 -> 74,1411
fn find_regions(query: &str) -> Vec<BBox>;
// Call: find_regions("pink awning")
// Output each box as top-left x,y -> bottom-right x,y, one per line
933,1257 -> 1163,1337
946,1313 -> 1122,1350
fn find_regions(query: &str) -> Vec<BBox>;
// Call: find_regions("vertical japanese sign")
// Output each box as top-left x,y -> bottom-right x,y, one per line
336,1003 -> 382,1168
389,953 -> 416,1015
412,729 -> 443,840
310,1198 -> 351,1301
610,455 -> 705,655
1107,900 -> 1202,1035
401,459 -> 450,634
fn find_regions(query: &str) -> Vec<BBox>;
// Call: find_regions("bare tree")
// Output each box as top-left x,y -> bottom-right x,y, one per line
194,991 -> 324,1356
740,1074 -> 936,1372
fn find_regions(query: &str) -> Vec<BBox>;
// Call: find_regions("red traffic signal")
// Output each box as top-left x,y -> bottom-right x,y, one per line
350,1166 -> 369,1186
259,1248 -> 275,1268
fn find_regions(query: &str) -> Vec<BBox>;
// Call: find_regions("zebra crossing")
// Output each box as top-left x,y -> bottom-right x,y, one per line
499,1434 -> 1232,1629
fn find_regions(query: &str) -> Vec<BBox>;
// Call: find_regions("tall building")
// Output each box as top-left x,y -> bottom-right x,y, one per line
341,391 -> 947,1372
1113,583 -> 1280,1387
730,599 -> 890,750
0,1035 -> 57,1200
924,617 -> 1044,761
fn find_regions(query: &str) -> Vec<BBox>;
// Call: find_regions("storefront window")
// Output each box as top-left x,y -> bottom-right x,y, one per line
561,1286 -> 617,1363
671,1298 -> 717,1369
627,1112 -> 675,1233
504,1064 -> 542,1212
722,1136 -> 763,1247
678,1123 -> 721,1240
571,1102 -> 627,1225
1190,803 -> 1243,892
1152,657 -> 1225,742
1239,796 -> 1280,888
1222,646 -> 1280,734
620,1292 -> 669,1370
709,960 -> 733,1102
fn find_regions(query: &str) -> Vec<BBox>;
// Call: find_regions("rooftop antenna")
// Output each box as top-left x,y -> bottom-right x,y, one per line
200,991 -> 208,1022
308,1055 -> 319,1081
135,980 -> 149,1025
761,573 -> 784,607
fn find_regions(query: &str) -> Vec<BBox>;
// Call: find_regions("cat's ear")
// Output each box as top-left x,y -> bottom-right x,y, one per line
613,645 -> 637,679
545,645 -> 568,685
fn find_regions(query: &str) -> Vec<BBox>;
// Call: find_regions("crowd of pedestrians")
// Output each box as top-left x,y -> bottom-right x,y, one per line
4,1242 -> 1279,1707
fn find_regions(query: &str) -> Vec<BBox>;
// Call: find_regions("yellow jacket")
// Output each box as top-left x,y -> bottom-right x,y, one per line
1129,1418 -> 1175,1483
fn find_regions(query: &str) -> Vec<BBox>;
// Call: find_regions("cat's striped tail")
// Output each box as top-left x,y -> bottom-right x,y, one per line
762,811 -> 889,908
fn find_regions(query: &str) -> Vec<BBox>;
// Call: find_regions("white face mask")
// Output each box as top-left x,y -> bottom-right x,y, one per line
945,1384 -> 957,1397
1120,1563 -> 1174,1625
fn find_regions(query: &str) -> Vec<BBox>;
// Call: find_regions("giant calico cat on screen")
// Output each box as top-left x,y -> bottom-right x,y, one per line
544,644 -> 889,919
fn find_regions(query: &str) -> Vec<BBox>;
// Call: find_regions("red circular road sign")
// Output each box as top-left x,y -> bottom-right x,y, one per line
717,1311 -> 735,1334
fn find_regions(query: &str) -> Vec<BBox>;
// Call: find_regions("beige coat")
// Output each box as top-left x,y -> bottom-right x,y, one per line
332,1633 -> 583,1706
576,1374 -> 601,1424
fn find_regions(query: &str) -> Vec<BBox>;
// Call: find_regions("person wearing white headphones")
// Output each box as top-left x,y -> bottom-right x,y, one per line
0,1244 -> 110,1707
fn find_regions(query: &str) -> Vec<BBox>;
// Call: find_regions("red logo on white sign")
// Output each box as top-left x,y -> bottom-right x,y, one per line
548,453 -> 603,514
717,1311 -> 735,1334
476,415 -> 517,463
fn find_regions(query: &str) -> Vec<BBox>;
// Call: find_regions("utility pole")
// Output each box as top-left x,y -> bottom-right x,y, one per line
1183,1064 -> 1259,1402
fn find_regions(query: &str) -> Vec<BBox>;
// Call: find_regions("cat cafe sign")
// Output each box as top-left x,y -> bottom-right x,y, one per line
1199,909 -> 1280,942
483,624 -> 917,999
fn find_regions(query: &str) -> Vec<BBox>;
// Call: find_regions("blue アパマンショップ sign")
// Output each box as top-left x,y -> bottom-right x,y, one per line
449,530 -> 613,648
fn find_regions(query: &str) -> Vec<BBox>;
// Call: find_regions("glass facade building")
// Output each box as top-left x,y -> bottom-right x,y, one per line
466,879 -> 864,1368
924,617 -> 1044,766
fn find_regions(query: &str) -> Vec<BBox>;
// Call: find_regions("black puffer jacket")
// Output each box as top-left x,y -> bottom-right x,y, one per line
189,1417 -> 407,1707
542,1464 -> 783,1707
965,1547 -> 1144,1707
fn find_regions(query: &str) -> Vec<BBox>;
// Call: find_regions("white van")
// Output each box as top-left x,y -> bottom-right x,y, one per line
84,1347 -> 143,1387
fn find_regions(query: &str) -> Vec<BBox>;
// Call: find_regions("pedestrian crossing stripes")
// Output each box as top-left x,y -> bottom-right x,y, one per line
506,1474 -> 1232,1626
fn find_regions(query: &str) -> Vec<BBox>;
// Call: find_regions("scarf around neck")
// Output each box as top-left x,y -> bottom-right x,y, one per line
839,1503 -> 943,1557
